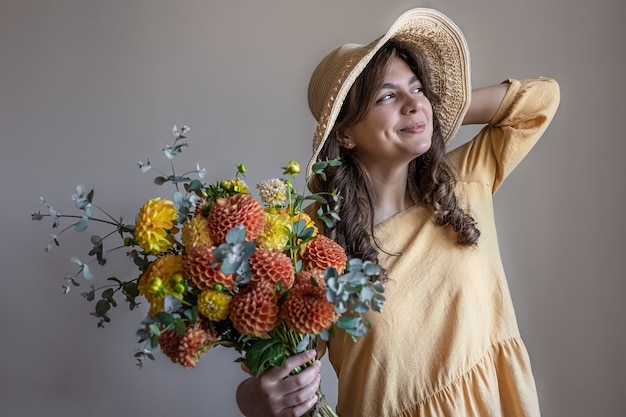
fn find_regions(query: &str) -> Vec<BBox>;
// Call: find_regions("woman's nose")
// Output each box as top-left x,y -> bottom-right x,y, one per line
401,99 -> 417,114
401,95 -> 422,115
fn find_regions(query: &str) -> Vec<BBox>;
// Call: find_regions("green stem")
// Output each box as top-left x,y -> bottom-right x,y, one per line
92,203 -> 121,224
170,158 -> 180,192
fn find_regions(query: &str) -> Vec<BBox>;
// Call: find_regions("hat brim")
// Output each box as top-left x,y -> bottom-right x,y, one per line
306,8 -> 471,175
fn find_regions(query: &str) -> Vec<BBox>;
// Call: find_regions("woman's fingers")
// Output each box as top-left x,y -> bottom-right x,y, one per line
264,349 -> 317,380
236,350 -> 323,417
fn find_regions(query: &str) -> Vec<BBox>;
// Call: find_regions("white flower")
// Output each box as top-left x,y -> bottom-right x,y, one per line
256,178 -> 287,207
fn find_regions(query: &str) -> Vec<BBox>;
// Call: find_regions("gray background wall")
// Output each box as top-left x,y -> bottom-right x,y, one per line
2,0 -> 624,416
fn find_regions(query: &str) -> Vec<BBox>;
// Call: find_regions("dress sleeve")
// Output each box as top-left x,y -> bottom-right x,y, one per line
448,77 -> 561,194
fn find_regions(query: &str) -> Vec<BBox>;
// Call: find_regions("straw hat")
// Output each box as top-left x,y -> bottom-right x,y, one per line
306,8 -> 471,174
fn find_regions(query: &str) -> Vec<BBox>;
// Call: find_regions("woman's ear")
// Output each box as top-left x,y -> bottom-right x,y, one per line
337,129 -> 356,149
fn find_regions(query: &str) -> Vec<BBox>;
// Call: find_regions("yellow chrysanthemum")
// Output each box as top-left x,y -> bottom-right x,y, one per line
135,197 -> 179,254
197,289 -> 232,321
181,215 -> 213,250
138,254 -> 184,316
256,178 -> 287,207
256,209 -> 291,251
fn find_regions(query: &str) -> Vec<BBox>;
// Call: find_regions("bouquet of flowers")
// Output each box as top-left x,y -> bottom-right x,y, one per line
32,125 -> 385,417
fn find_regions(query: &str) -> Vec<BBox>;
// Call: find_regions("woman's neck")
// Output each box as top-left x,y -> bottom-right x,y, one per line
368,167 -> 414,225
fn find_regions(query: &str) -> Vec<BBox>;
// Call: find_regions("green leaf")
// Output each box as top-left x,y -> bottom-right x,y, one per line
149,324 -> 161,337
123,281 -> 140,298
82,290 -> 95,301
156,311 -> 175,327
243,339 -> 286,377
95,299 -> 111,316
102,288 -> 114,299
304,194 -> 328,204
108,277 -> 122,285
336,316 -> 359,330
154,176 -> 167,185
186,179 -> 203,192
174,319 -> 186,336
311,161 -> 328,173
321,217 -> 334,229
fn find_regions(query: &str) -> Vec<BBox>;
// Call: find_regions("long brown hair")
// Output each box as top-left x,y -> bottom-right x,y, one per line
308,39 -> 480,265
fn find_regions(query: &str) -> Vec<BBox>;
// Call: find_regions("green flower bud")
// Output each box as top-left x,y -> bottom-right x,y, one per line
173,283 -> 186,294
220,180 -> 233,191
284,160 -> 301,175
148,277 -> 164,294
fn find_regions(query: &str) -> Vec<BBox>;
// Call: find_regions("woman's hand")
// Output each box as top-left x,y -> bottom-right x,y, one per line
236,349 -> 322,417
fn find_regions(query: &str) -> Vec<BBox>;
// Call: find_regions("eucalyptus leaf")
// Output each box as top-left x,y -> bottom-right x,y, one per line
225,224 -> 247,244
363,261 -> 383,276
75,215 -> 89,232
296,334 -> 312,353
81,264 -> 94,280
163,295 -> 182,313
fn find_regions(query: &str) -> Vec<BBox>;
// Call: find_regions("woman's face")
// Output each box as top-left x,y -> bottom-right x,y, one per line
342,56 -> 433,175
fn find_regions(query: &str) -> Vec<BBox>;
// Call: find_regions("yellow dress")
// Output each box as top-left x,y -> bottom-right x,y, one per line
324,78 -> 560,417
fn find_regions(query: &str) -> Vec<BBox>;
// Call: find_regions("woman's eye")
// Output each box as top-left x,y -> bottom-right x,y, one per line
377,92 -> 394,103
412,86 -> 423,94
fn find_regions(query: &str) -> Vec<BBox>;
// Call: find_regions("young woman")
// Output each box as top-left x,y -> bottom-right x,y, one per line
237,8 -> 560,417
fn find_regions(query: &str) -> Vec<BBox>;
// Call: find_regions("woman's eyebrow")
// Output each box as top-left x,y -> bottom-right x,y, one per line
381,75 -> 419,90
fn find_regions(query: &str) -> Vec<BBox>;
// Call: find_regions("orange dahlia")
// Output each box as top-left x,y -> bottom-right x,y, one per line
249,247 -> 295,289
135,197 -> 179,254
282,282 -> 336,335
158,321 -> 215,369
181,215 -> 213,250
207,194 -> 264,244
301,234 -> 347,274
197,289 -> 231,322
295,268 -> 326,289
138,254 -> 184,316
229,281 -> 280,337
183,244 -> 237,291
